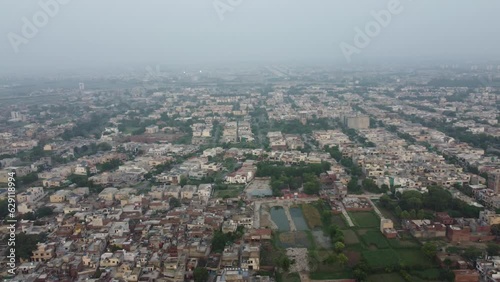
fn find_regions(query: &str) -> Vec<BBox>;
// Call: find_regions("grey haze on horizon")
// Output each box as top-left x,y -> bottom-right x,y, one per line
1,0 -> 499,73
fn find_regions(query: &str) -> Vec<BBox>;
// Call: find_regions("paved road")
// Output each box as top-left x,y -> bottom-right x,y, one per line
368,198 -> 384,218
254,201 -> 261,228
340,205 -> 355,227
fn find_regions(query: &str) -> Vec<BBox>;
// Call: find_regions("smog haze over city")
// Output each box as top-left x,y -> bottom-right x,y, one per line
1,1 -> 500,282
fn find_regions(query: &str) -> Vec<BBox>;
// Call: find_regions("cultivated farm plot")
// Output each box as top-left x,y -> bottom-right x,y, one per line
278,231 -> 311,248
362,248 -> 434,269
301,204 -> 322,229
388,238 -> 420,249
362,249 -> 399,268
360,230 -> 389,249
349,212 -> 380,228
367,273 -> 406,282
410,268 -> 442,281
395,249 -> 434,267
213,185 -> 244,198
341,229 -> 360,245
331,214 -> 347,228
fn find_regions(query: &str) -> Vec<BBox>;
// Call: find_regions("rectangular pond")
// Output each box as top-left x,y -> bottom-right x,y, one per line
290,207 -> 309,231
270,206 -> 290,232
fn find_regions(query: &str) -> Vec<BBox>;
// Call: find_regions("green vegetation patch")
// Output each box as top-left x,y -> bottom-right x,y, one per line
395,249 -> 434,267
349,212 -> 380,228
362,249 -> 399,268
301,204 -> 323,229
341,229 -> 360,245
388,238 -> 420,249
366,273 -> 405,282
410,268 -> 442,280
213,185 -> 244,198
331,214 -> 347,228
360,230 -> 389,249
278,231 -> 311,248
309,270 -> 353,280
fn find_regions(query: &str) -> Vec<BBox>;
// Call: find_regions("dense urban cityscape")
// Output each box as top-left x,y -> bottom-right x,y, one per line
0,63 -> 500,282
2,0 -> 500,282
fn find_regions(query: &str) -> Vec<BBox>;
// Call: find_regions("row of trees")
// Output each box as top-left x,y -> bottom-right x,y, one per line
380,186 -> 483,220
256,162 -> 331,196
211,226 -> 245,253
61,113 -> 111,140
325,146 -> 363,177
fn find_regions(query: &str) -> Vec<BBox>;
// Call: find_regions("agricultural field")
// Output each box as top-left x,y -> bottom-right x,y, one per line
348,211 -> 380,228
360,230 -> 390,249
331,214 -> 348,228
271,203 -> 443,281
278,231 -> 312,248
213,185 -> 244,198
367,273 -> 406,282
301,204 -> 323,229
341,229 -> 360,245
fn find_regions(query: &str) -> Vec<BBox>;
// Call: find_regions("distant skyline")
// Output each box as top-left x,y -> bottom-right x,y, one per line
1,0 -> 500,73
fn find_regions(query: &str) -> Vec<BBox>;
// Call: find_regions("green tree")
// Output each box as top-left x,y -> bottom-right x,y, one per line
334,242 -> 345,253
338,253 -> 348,267
422,242 -> 437,258
487,243 -> 500,256
491,224 -> 500,236
463,247 -> 482,261
179,176 -> 188,187
169,197 -> 181,208
35,206 -> 54,218
379,194 -> 391,207
400,210 -> 410,220
353,269 -> 367,281
193,267 -> 209,282
304,180 -> 320,195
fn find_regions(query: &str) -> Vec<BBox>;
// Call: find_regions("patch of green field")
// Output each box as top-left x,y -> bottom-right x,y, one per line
213,185 -> 244,198
331,214 -> 347,228
363,248 -> 433,269
309,270 -> 353,280
342,229 -> 360,245
360,230 -> 389,249
373,200 -> 402,228
282,272 -> 301,282
367,273 -> 405,282
123,127 -> 141,134
388,238 -> 420,249
362,249 -> 399,268
396,249 -> 434,267
349,212 -> 380,228
278,231 -> 311,248
411,268 -> 442,280
301,204 -> 323,229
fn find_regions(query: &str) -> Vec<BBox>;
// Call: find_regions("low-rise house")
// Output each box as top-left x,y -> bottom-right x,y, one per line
31,243 -> 56,262
181,185 -> 198,199
98,187 -> 119,201
50,190 -> 71,203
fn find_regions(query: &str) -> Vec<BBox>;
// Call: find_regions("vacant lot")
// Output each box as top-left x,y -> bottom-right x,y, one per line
301,204 -> 322,229
213,185 -> 244,198
278,231 -> 311,248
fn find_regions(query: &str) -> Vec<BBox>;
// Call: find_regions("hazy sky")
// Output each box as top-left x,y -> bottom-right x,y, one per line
1,0 -> 500,72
